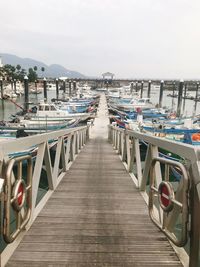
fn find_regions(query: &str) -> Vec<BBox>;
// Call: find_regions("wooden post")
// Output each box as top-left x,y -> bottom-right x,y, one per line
159,80 -> 164,108
140,81 -> 144,98
176,80 -> 184,117
147,80 -> 151,98
43,77 -> 47,102
24,75 -> 29,112
56,79 -> 59,99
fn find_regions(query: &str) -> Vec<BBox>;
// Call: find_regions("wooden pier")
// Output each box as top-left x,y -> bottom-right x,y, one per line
5,94 -> 183,266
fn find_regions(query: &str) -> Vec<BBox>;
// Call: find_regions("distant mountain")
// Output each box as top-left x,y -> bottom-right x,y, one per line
0,53 -> 86,78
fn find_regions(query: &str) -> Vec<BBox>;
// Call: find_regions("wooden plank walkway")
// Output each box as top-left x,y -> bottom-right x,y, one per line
6,94 -> 183,267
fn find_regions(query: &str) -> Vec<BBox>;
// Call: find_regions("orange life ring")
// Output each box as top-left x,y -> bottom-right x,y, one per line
192,133 -> 200,141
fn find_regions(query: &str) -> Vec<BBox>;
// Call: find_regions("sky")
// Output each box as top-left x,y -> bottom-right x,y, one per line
0,0 -> 200,79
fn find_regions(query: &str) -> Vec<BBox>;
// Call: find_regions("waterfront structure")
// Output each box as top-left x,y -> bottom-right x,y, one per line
0,94 -> 199,267
102,71 -> 114,80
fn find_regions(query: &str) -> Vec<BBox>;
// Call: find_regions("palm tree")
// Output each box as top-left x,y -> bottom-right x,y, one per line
16,64 -> 21,71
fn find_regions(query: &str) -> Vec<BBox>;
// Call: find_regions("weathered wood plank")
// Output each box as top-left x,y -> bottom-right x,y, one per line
7,261 -> 182,267
17,243 -> 173,252
8,251 -> 181,263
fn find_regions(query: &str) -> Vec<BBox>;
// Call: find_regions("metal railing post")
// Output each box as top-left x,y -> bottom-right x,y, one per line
189,173 -> 200,267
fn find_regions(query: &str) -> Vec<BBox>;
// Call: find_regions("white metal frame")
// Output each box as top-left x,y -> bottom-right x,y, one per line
0,125 -> 89,266
108,124 -> 200,267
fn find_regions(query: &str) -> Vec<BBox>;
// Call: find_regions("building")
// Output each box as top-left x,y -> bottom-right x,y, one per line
102,72 -> 114,80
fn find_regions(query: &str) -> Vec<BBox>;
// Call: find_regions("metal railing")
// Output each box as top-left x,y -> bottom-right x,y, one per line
108,124 -> 200,267
0,125 -> 90,266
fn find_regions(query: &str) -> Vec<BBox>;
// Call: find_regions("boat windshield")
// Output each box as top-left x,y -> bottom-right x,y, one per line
38,104 -> 57,111
138,98 -> 150,104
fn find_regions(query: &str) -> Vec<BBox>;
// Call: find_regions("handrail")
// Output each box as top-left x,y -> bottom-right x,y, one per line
0,125 -> 90,266
108,124 -> 200,267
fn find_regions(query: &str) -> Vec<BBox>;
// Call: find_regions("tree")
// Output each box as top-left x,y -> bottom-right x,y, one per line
0,64 -> 27,81
3,64 -> 16,80
15,64 -> 22,80
18,68 -> 27,81
16,64 -> 21,71
28,68 -> 38,82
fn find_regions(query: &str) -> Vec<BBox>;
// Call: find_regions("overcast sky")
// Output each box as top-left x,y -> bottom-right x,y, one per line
0,0 -> 200,79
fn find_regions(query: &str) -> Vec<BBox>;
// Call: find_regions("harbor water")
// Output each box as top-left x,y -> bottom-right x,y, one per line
0,90 -> 57,121
0,88 -> 199,121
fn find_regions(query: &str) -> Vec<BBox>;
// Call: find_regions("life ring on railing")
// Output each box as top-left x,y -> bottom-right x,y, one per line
12,179 -> 26,211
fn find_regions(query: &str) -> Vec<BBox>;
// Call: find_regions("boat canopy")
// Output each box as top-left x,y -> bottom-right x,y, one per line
38,102 -> 57,111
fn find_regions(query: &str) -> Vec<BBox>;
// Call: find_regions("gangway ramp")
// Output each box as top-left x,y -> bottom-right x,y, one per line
6,94 -> 182,266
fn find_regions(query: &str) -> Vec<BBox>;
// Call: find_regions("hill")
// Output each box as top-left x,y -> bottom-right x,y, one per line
0,53 -> 86,78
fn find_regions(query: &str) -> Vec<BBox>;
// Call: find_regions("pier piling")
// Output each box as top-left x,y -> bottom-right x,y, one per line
24,76 -> 29,112
176,80 -> 184,117
0,78 -> 3,99
56,79 -> 59,99
35,80 -> 38,92
172,82 -> 176,110
73,81 -> 76,93
183,83 -> 187,113
63,80 -> 66,93
69,80 -> 72,96
11,80 -> 13,92
13,79 -> 16,94
147,80 -> 151,98
193,82 -> 199,117
43,77 -> 47,102
130,82 -> 133,94
140,81 -> 144,98
159,80 -> 164,108
135,81 -> 138,92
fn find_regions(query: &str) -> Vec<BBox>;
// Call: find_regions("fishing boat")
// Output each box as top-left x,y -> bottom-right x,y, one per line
47,83 -> 56,91
26,100 -> 92,120
0,117 -> 80,134
109,97 -> 154,112
30,88 -> 43,94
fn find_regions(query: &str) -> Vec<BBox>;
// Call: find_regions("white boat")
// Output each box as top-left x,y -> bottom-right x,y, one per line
30,88 -> 43,94
27,101 -> 93,121
115,98 -> 154,111
3,91 -> 18,99
47,83 -> 56,91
